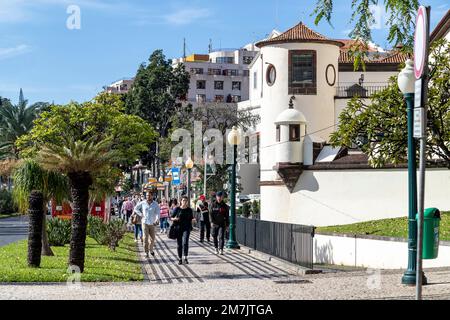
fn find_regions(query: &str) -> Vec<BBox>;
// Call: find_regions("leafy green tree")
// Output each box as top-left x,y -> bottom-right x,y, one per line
330,39 -> 450,168
312,0 -> 419,68
125,50 -> 190,176
18,93 -> 156,272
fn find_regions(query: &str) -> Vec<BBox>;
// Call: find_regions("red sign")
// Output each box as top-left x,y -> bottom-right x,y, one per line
414,6 -> 428,79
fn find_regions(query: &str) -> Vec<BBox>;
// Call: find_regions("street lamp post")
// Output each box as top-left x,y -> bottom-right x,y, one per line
226,126 -> 241,249
398,59 -> 427,285
185,158 -> 194,206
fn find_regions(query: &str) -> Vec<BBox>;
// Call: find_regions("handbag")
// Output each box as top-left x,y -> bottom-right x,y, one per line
168,207 -> 180,240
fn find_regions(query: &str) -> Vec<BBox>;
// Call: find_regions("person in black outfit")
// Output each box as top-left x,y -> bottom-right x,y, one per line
196,194 -> 211,243
170,195 -> 196,265
210,191 -> 229,255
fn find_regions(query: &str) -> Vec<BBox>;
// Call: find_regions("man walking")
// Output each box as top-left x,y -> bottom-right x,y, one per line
210,191 -> 229,255
196,195 -> 211,243
134,191 -> 160,258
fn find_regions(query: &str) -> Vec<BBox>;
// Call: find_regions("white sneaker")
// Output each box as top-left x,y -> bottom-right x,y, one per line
220,249 -> 224,255
215,248 -> 219,255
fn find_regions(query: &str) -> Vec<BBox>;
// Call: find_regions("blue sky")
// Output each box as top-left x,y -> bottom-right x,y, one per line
0,0 -> 448,105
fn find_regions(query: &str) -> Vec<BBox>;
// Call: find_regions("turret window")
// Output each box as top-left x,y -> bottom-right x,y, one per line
289,125 -> 300,141
276,125 -> 280,142
289,50 -> 317,95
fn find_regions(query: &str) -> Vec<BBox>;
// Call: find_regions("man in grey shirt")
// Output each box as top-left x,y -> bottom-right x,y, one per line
134,191 -> 160,258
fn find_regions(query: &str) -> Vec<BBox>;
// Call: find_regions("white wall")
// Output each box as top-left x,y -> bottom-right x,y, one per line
314,234 -> 450,269
261,168 -> 450,227
338,71 -> 398,85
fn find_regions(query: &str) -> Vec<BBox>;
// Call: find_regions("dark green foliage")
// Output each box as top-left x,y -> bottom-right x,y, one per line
0,189 -> 17,215
251,200 -> 260,217
87,216 -> 127,251
47,218 -> 71,246
242,202 -> 251,218
330,40 -> 450,168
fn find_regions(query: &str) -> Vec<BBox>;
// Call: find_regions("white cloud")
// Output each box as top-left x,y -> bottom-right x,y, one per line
164,8 -> 212,26
0,44 -> 31,60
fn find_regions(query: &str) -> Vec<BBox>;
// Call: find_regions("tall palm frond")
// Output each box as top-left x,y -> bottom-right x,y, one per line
36,136 -> 123,174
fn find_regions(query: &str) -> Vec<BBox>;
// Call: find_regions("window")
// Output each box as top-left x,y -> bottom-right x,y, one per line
231,95 -> 241,103
266,64 -> 276,86
216,57 -> 234,64
253,72 -> 257,89
215,95 -> 224,102
214,81 -> 224,90
289,50 -> 317,95
276,125 -> 280,142
232,81 -> 241,90
223,69 -> 239,76
196,80 -> 206,89
208,68 -> 221,75
196,94 -> 206,103
289,125 -> 300,141
190,68 -> 204,75
243,56 -> 254,64
243,70 -> 250,77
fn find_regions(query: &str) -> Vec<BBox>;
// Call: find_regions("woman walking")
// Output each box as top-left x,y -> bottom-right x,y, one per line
170,196 -> 195,265
159,198 -> 170,234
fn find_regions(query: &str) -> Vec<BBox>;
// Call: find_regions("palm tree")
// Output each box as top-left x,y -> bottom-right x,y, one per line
0,91 -> 47,160
37,136 -> 121,272
27,190 -> 44,267
13,159 -> 69,256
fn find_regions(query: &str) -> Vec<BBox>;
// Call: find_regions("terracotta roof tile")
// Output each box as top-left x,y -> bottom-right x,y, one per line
256,22 -> 344,48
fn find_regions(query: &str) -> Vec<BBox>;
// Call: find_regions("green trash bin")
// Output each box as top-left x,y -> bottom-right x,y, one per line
416,208 -> 441,259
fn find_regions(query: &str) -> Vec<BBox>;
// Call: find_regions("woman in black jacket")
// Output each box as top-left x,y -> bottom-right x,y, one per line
170,196 -> 196,265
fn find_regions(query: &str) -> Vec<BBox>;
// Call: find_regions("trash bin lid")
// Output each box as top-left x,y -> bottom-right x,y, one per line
416,208 -> 440,220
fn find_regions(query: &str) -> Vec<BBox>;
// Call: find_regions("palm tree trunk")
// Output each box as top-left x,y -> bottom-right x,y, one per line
28,191 -> 44,267
68,172 -> 93,273
41,212 -> 54,256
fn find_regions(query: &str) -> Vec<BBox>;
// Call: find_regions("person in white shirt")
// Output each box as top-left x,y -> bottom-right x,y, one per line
134,191 -> 160,258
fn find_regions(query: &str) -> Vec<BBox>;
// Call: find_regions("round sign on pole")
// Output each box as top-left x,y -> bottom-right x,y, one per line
414,6 -> 427,79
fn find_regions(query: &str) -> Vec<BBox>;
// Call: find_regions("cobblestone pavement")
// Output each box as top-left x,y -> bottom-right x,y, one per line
1,230 -> 450,300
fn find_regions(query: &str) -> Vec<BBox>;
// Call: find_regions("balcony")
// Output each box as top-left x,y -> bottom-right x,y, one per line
335,83 -> 389,98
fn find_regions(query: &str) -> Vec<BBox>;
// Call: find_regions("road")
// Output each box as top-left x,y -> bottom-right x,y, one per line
0,215 -> 28,247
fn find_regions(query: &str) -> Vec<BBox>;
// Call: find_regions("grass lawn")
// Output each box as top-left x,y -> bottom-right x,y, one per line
0,233 -> 143,282
0,213 -> 21,219
316,211 -> 450,241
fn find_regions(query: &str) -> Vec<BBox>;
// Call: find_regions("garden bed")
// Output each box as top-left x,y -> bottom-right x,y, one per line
0,233 -> 143,282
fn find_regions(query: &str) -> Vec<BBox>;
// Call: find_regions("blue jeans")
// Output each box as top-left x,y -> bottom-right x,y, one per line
134,224 -> 142,239
160,217 -> 168,230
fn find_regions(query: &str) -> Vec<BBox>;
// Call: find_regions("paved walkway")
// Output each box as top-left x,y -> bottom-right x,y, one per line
138,230 -> 297,284
0,216 -> 28,247
1,228 -> 450,300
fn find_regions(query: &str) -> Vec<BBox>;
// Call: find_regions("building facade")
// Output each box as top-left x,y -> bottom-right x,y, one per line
237,20 -> 450,226
172,47 -> 259,105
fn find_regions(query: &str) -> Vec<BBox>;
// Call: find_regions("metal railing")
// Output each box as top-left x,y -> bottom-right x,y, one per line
236,217 -> 315,269
335,84 -> 389,98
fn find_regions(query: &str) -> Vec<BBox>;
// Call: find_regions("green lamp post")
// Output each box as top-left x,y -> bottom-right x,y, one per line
398,59 -> 427,285
226,126 -> 241,249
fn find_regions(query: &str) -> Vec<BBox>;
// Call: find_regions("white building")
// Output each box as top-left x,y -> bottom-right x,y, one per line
237,20 -> 450,227
104,78 -> 134,94
171,46 -> 259,105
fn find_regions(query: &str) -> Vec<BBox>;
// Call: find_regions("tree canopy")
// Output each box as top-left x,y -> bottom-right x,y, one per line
330,39 -> 450,168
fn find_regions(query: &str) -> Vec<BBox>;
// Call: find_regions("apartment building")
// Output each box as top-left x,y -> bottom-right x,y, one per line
172,46 -> 259,105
